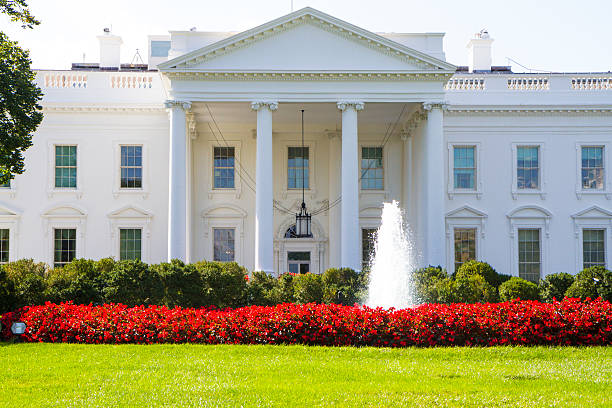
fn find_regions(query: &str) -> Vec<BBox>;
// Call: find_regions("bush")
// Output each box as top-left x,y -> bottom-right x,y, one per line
499,277 -> 540,301
194,261 -> 248,308
539,273 -> 574,302
0,267 -> 16,313
455,274 -> 497,303
565,266 -> 612,301
2,259 -> 47,309
293,273 -> 324,304
101,260 -> 163,306
321,268 -> 363,305
44,258 -> 111,305
270,273 -> 297,304
153,260 -> 204,308
413,266 -> 448,303
247,271 -> 279,306
455,261 -> 503,287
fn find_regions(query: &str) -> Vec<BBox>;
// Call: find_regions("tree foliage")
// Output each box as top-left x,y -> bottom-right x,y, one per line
1,0 -> 39,28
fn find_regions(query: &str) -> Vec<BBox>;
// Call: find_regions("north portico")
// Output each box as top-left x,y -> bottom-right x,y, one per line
157,7 -> 455,273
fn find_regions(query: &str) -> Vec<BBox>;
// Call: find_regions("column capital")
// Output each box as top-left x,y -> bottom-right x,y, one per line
251,101 -> 278,111
337,101 -> 365,112
164,99 -> 192,111
422,101 -> 449,112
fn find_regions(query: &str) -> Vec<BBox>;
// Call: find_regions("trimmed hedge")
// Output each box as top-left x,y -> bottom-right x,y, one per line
499,277 -> 540,301
539,273 -> 575,303
2,299 -> 610,346
565,266 -> 612,302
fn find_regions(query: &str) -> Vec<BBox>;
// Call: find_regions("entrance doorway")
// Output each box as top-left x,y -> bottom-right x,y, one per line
288,251 -> 310,274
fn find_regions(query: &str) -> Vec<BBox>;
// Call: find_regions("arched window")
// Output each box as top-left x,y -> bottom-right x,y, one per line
284,224 -> 313,239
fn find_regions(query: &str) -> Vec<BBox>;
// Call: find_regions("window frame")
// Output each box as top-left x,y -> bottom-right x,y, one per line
201,204 -> 246,265
287,146 -> 310,191
575,142 -> 611,200
445,205 -> 487,274
108,205 -> 152,262
119,145 -> 144,190
517,228 -> 542,283
361,227 -> 377,270
118,228 -> 143,261
213,146 -> 237,190
279,139 -> 316,199
447,143 -> 482,199
453,227 -> 477,272
360,146 -> 384,191
113,142 -> 149,198
511,143 -> 546,200
53,227 -> 77,268
212,227 -> 236,262
48,142 -> 82,198
42,204 -> 86,265
507,205 -> 551,279
582,228 -> 606,269
208,140 -> 242,199
572,206 -> 612,272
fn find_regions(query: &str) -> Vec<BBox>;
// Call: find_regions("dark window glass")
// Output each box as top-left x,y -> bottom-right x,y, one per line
213,147 -> 235,189
288,147 -> 309,189
120,228 -> 142,260
518,229 -> 540,283
120,146 -> 143,188
213,228 -> 235,262
454,228 -> 476,271
54,228 -> 76,268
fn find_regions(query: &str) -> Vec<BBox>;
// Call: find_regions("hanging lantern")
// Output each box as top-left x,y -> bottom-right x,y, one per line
295,109 -> 312,238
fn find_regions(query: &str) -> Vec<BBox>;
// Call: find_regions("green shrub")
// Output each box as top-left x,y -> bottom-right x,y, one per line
565,266 -> 612,301
153,260 -> 203,308
44,258 -> 113,305
413,266 -> 448,303
0,267 -> 16,313
194,261 -> 248,308
269,273 -> 296,304
2,259 -> 47,309
247,271 -> 280,306
539,273 -> 574,302
321,268 -> 363,305
455,274 -> 497,303
499,277 -> 540,301
101,260 -> 163,306
292,273 -> 323,304
455,261 -> 503,287
431,277 -> 459,304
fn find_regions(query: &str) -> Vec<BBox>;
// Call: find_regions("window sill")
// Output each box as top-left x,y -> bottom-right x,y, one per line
113,189 -> 149,199
281,189 -> 316,200
208,189 -> 241,199
512,189 -> 546,200
448,190 -> 482,200
47,189 -> 83,199
576,190 -> 612,200
359,190 -> 389,199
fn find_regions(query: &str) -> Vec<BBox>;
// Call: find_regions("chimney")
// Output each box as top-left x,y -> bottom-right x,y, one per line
467,29 -> 493,72
98,28 -> 122,69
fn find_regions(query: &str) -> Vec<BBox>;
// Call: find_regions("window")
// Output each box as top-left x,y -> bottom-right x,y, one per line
362,228 -> 377,270
54,228 -> 76,268
213,228 -> 235,262
288,147 -> 309,189
55,145 -> 77,188
583,229 -> 606,269
453,146 -> 476,189
120,146 -> 142,188
0,229 -> 8,263
518,229 -> 541,283
361,147 -> 383,190
581,146 -> 604,190
213,147 -> 235,189
151,40 -> 171,57
288,251 -> 310,274
119,228 -> 142,261
454,228 -> 476,271
517,146 -> 539,189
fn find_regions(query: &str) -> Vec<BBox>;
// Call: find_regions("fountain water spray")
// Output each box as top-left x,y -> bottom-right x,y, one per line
366,201 -> 417,309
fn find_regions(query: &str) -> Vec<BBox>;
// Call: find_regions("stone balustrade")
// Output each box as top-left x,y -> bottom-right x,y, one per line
44,73 -> 88,88
110,74 -> 155,89
571,77 -> 612,90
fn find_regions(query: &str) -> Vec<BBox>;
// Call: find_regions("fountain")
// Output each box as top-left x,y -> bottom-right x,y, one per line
366,200 -> 417,309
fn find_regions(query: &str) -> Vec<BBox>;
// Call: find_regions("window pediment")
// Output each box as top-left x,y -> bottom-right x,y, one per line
108,205 -> 153,219
41,204 -> 86,218
507,205 -> 552,219
446,205 -> 487,219
571,206 -> 612,220
201,204 -> 247,219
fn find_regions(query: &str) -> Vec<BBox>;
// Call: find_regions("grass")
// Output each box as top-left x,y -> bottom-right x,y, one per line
0,344 -> 610,408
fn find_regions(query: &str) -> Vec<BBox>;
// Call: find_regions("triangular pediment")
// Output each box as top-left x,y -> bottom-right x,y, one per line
159,8 -> 455,74
446,205 -> 487,219
202,204 -> 247,219
0,203 -> 20,217
572,206 -> 612,219
108,205 -> 153,219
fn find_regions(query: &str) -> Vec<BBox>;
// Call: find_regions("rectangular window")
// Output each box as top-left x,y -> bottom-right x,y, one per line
54,228 -> 76,268
288,146 -> 309,189
120,146 -> 143,188
454,228 -> 476,272
361,147 -> 383,190
362,228 -> 377,270
517,146 -> 540,189
288,251 -> 310,274
55,145 -> 77,188
453,146 -> 476,189
120,228 -> 142,261
213,228 -> 235,262
518,229 -> 541,283
582,146 -> 604,190
213,147 -> 235,189
583,229 -> 606,269
0,229 -> 9,263
151,40 -> 171,57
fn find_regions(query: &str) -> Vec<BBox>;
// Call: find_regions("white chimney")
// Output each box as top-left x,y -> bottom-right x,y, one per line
98,28 -> 122,69
467,29 -> 493,72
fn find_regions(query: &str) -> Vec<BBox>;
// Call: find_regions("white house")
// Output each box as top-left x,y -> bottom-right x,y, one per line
3,7 -> 611,280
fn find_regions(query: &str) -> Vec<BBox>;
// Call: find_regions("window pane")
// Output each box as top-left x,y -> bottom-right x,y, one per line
0,228 -> 9,263
361,147 -> 383,190
517,146 -> 539,189
214,147 -> 235,189
453,146 -> 476,189
213,228 -> 235,262
361,228 -> 377,270
55,146 -> 77,188
120,228 -> 142,260
120,145 -> 143,189
287,147 -> 309,189
454,228 -> 476,271
518,229 -> 541,283
583,229 -> 606,269
581,146 -> 604,190
54,228 -> 76,268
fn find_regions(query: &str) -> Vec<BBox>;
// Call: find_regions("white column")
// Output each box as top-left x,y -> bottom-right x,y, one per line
251,101 -> 278,273
165,100 -> 191,261
422,102 -> 446,267
401,131 -> 413,218
327,131 -> 341,268
337,101 -> 364,271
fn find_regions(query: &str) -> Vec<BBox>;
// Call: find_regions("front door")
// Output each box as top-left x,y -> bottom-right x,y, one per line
288,251 -> 310,274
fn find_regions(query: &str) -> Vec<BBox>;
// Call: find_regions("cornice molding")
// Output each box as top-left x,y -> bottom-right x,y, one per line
164,71 -> 453,82
42,105 -> 165,113
446,105 -> 612,115
159,8 -> 455,73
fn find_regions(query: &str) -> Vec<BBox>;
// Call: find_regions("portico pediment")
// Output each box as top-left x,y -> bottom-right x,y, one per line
159,7 -> 455,78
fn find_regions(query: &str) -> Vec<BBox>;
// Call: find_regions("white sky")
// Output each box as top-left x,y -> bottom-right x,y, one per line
1,0 -> 611,72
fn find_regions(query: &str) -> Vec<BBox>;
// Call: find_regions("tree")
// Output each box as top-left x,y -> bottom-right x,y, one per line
0,0 -> 42,184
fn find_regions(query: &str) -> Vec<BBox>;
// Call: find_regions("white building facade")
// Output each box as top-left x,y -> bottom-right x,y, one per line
3,8 -> 612,280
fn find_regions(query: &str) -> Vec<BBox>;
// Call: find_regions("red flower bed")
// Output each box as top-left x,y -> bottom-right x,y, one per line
1,299 -> 611,346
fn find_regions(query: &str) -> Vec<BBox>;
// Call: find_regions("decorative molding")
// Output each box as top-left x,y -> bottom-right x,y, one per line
187,112 -> 198,139
422,101 -> 449,111
42,105 -> 165,113
337,101 -> 364,111
401,109 -> 427,138
446,105 -> 612,115
250,101 -> 278,111
164,71 -> 454,82
159,8 -> 455,73
164,100 -> 192,111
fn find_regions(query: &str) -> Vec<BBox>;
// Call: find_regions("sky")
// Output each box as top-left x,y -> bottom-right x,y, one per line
1,0 -> 611,73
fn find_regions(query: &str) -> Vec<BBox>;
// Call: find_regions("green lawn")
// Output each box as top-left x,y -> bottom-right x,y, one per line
0,344 -> 610,408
